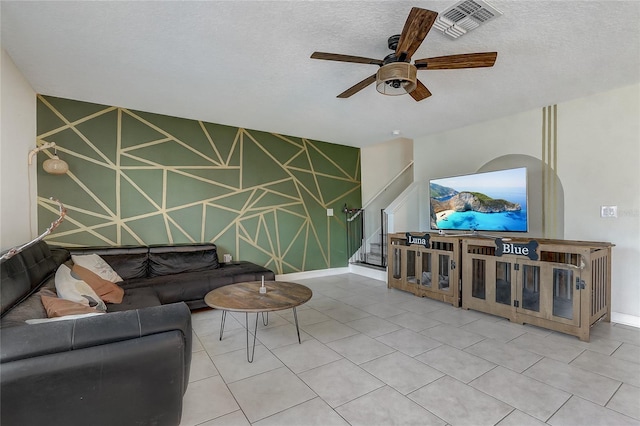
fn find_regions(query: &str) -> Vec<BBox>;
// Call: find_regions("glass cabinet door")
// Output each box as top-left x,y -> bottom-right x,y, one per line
392,247 -> 402,280
521,264 -> 540,312
495,261 -> 512,305
471,258 -> 486,300
406,249 -> 417,284
462,241 -> 518,314
437,254 -> 450,291
552,268 -> 574,320
421,252 -> 432,287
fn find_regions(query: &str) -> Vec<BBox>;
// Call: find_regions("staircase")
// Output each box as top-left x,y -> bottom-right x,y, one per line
364,241 -> 385,268
346,160 -> 413,273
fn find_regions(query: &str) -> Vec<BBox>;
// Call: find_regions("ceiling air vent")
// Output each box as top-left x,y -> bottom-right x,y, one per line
434,0 -> 503,39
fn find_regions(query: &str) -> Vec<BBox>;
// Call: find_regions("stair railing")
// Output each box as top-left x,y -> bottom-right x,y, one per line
348,161 -> 413,267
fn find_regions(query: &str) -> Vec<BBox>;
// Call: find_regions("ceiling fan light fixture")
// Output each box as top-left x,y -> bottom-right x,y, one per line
376,63 -> 417,96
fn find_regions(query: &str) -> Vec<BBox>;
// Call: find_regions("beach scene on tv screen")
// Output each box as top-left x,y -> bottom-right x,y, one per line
430,167 -> 528,232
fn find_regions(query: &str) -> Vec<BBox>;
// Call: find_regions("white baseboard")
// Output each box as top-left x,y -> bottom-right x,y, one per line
275,265 -> 387,282
611,312 -> 640,328
348,263 -> 387,281
275,267 -> 349,281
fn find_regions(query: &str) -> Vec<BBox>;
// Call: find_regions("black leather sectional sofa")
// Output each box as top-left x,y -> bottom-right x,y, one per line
0,240 -> 275,426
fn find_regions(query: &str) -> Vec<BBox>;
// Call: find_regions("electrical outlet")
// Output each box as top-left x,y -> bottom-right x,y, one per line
327,208 -> 333,217
600,206 -> 618,218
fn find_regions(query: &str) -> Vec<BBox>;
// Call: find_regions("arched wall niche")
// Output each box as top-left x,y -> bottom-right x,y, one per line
478,154 -> 564,239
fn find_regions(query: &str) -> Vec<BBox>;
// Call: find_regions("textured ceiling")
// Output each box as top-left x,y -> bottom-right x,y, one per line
2,1 -> 639,148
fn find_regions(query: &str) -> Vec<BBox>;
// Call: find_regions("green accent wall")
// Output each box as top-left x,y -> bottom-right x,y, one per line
36,95 -> 361,274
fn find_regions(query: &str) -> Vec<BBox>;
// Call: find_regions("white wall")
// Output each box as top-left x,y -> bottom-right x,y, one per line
557,84 -> 640,320
0,48 -> 37,251
412,83 -> 640,321
361,137 -> 413,204
414,108 -> 542,179
385,181 -> 422,233
360,137 -> 414,252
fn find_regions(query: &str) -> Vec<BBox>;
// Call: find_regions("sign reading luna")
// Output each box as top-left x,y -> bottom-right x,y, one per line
405,233 -> 430,248
495,238 -> 539,261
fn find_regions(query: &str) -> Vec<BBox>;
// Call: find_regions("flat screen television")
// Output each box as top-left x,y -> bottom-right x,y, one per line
429,167 -> 528,233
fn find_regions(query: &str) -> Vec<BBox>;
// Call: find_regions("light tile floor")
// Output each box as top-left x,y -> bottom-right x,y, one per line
180,274 -> 640,426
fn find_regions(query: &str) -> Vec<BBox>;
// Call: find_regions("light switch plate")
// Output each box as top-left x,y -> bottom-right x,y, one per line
327,208 -> 334,217
600,206 -> 618,218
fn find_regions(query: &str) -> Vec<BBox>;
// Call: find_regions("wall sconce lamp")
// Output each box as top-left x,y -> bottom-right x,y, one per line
28,142 -> 69,175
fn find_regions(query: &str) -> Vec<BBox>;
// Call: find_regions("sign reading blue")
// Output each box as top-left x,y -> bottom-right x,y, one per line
495,238 -> 538,261
405,233 -> 430,248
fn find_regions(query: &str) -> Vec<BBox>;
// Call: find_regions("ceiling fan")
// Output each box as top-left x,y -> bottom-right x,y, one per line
310,7 -> 497,101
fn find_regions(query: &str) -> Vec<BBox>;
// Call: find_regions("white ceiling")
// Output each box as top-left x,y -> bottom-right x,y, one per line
2,1 -> 639,148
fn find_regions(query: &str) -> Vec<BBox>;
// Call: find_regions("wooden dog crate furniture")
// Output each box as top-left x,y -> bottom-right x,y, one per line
387,232 -> 613,341
461,236 -> 613,342
388,232 -> 461,307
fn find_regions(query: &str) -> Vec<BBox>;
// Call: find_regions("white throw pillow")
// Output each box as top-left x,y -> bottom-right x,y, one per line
71,254 -> 123,283
26,312 -> 105,324
55,264 -> 107,311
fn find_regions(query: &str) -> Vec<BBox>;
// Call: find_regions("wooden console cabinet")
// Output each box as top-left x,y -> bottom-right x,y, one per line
388,232 -> 460,307
387,233 -> 613,341
461,236 -> 613,342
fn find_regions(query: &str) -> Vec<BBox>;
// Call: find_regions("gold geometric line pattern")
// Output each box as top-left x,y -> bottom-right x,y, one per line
198,121 -> 223,165
38,97 -> 118,140
303,142 -> 324,205
542,104 -> 559,239
38,196 -> 118,246
307,141 -> 357,181
37,95 -> 361,273
38,98 -> 116,168
124,109 -> 222,165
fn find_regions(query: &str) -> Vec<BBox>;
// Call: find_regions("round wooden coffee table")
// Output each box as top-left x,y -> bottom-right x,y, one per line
204,281 -> 312,362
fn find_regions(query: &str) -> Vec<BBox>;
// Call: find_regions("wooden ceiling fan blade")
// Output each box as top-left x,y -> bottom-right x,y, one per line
311,52 -> 383,66
337,74 -> 377,98
395,8 -> 438,60
409,79 -> 432,101
414,52 -> 498,70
